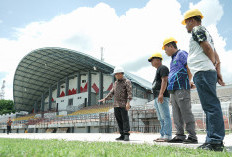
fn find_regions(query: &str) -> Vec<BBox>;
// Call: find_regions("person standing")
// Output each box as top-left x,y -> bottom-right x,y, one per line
182,9 -> 225,151
99,66 -> 132,141
162,37 -> 197,144
148,53 -> 172,142
7,117 -> 13,134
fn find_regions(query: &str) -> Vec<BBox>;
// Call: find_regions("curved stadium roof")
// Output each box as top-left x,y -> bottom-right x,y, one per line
13,47 -> 151,112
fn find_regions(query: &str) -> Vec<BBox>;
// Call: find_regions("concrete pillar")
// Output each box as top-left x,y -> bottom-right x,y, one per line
56,81 -> 60,116
77,72 -> 81,93
56,102 -> 59,116
34,101 -> 37,113
65,76 -> 69,96
136,87 -> 138,97
87,71 -> 91,106
86,126 -> 90,133
57,81 -> 60,98
49,86 -> 52,111
99,72 -> 103,104
41,93 -> 45,115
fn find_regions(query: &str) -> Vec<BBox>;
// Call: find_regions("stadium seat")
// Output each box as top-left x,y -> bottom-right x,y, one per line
68,104 -> 113,116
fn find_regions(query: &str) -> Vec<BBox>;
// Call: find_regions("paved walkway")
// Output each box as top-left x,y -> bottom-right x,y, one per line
0,133 -> 232,152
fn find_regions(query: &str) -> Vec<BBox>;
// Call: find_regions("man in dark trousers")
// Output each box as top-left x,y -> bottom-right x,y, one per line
182,9 -> 225,151
163,37 -> 197,144
7,117 -> 13,134
99,66 -> 132,141
148,53 -> 172,142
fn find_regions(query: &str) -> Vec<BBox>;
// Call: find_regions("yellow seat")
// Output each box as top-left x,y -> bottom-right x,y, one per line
13,114 -> 36,121
68,105 -> 113,116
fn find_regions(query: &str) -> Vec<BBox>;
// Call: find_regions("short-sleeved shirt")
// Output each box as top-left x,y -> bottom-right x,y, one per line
168,50 -> 190,91
152,65 -> 170,98
7,120 -> 12,126
187,25 -> 216,77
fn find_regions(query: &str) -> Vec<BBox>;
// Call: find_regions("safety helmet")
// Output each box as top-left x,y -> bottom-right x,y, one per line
182,9 -> 204,25
148,53 -> 163,62
162,37 -> 178,50
113,66 -> 124,74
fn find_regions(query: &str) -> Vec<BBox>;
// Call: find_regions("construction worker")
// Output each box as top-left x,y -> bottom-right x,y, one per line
148,53 -> 172,142
182,9 -> 225,151
7,117 -> 13,134
99,66 -> 132,141
162,37 -> 197,144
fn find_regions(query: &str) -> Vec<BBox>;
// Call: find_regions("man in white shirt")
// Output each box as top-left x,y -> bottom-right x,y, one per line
182,9 -> 225,151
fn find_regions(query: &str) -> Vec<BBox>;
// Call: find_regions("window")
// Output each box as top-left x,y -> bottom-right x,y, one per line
137,89 -> 144,98
133,87 -> 137,97
68,98 -> 73,106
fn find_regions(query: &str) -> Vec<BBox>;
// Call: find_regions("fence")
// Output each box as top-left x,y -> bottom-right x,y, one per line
0,100 -> 231,133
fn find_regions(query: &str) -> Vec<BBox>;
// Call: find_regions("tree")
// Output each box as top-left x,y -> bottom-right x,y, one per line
0,100 -> 15,115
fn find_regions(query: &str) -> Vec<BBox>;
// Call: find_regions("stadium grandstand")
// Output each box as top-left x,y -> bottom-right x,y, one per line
0,47 -> 155,133
0,47 -> 232,133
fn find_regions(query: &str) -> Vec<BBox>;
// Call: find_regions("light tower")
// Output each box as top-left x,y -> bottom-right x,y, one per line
0,80 -> 5,100
100,47 -> 104,62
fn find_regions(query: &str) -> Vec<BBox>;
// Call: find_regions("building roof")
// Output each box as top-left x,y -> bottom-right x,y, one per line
13,47 -> 151,111
124,72 -> 151,90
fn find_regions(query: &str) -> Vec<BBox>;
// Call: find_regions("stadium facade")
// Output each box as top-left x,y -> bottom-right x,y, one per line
13,47 -> 153,113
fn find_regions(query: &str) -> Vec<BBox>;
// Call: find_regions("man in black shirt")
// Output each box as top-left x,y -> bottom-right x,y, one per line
148,53 -> 172,142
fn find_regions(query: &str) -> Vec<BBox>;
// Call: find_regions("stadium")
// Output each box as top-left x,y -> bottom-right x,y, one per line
0,47 -> 232,134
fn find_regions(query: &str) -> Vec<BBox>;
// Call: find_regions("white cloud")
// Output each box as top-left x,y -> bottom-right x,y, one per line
189,0 -> 223,26
0,0 -> 231,100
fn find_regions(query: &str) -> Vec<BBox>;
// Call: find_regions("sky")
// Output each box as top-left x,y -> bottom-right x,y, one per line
0,0 -> 232,100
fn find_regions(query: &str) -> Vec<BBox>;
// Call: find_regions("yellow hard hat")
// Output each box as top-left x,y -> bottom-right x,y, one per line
182,9 -> 204,25
162,37 -> 177,50
148,53 -> 163,62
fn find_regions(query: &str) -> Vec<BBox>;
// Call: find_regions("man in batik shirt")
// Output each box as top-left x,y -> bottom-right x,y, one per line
99,66 -> 132,141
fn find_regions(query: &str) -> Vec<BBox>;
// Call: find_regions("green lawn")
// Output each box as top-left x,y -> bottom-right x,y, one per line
0,138 -> 231,157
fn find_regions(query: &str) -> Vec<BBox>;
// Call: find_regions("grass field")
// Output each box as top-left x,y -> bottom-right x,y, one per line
0,138 -> 231,157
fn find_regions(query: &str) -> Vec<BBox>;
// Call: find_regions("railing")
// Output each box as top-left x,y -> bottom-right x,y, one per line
0,103 -> 231,133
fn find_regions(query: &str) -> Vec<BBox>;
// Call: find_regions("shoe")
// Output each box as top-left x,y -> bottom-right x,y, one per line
168,136 -> 184,143
115,135 -> 124,140
124,135 -> 129,141
155,138 -> 170,142
153,136 -> 164,142
197,142 -> 224,152
183,137 -> 198,144
198,143 -> 224,151
198,143 -> 207,149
